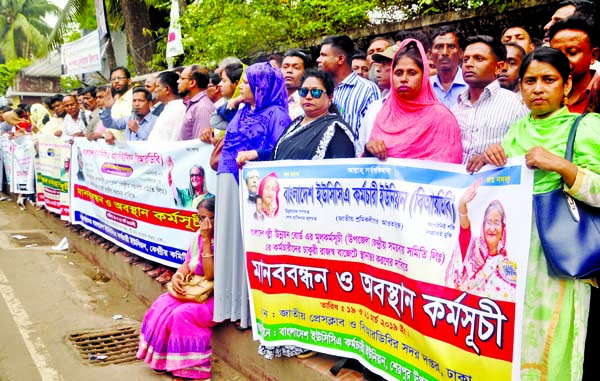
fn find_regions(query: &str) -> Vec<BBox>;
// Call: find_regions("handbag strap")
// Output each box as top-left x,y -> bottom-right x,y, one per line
564,113 -> 587,162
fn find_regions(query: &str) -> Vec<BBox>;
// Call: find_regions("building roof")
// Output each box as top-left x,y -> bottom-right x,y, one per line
22,51 -> 62,78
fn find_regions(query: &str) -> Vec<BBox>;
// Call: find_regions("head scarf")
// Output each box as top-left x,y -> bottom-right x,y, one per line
231,64 -> 247,99
30,103 -> 50,129
369,39 -> 462,163
219,63 -> 291,182
258,172 -> 280,217
245,62 -> 288,111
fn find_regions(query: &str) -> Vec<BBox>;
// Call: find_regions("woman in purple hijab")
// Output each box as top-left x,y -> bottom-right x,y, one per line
213,62 -> 290,329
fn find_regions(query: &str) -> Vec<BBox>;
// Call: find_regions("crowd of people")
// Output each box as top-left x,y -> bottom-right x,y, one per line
1,0 -> 600,379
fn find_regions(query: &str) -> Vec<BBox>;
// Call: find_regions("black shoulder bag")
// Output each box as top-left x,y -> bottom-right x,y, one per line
533,113 -> 600,278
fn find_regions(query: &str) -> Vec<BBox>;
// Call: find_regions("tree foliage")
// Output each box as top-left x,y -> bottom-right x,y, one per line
175,0 -> 374,66
0,0 -> 59,63
0,58 -> 30,95
162,0 -> 517,67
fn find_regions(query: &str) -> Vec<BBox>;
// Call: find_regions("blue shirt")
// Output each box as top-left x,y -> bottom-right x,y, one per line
430,68 -> 468,108
99,107 -> 158,141
333,71 -> 380,143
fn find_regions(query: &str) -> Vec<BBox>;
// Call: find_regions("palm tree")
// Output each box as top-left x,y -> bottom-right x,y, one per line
0,0 -> 60,63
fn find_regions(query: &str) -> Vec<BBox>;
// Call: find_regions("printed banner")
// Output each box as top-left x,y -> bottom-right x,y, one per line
69,138 -> 216,268
166,0 -> 184,58
1,136 -> 12,190
10,135 -> 35,194
37,136 -> 72,216
0,135 -> 3,188
241,158 -> 533,381
61,31 -> 102,75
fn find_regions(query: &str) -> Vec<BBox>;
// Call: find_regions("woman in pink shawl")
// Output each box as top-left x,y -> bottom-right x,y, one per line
365,39 -> 462,163
137,196 -> 216,381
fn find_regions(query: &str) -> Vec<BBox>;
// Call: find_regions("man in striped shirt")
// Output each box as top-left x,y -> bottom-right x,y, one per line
451,35 -> 527,173
317,35 -> 380,153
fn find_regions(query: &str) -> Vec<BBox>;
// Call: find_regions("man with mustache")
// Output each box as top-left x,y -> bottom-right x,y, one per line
549,16 -> 599,114
497,43 -> 526,93
178,65 -> 214,141
428,26 -> 468,108
451,35 -> 527,173
56,94 -> 88,140
281,49 -> 311,120
105,66 -> 134,141
100,87 -> 158,144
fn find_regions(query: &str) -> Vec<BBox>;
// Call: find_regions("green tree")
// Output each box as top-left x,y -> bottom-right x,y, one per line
50,0 -> 165,75
0,58 -> 30,95
174,0 -> 374,67
0,0 -> 59,63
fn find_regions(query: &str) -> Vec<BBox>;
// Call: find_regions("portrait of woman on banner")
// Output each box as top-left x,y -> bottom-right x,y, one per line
257,173 -> 280,218
445,179 -> 517,302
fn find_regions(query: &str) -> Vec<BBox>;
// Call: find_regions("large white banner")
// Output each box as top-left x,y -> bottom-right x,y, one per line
61,31 -> 102,75
69,138 -> 215,268
241,158 -> 533,381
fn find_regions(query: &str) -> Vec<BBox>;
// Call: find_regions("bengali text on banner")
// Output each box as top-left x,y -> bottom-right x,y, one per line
241,157 -> 533,381
69,138 -> 216,268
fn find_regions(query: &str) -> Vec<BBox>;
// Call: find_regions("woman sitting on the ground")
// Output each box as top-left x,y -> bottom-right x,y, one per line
137,196 -> 216,381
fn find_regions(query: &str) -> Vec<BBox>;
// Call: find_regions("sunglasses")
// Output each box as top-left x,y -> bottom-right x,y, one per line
298,87 -> 325,99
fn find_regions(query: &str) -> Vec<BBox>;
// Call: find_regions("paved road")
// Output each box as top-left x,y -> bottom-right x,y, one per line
0,197 -> 248,381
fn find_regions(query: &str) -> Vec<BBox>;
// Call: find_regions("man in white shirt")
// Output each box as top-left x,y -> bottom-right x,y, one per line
451,35 -> 527,173
56,94 -> 88,140
147,71 -> 186,142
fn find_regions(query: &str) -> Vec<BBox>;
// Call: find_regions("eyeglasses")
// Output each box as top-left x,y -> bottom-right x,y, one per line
485,220 -> 503,229
190,173 -> 203,178
298,87 -> 325,99
111,76 -> 127,82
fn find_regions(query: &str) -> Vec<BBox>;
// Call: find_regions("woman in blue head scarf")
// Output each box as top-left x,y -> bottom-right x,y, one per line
213,62 -> 290,329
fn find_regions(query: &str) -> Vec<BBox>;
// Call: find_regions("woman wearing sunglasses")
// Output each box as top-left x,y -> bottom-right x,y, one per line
364,39 -> 462,164
271,69 -> 355,161
259,69 -> 354,361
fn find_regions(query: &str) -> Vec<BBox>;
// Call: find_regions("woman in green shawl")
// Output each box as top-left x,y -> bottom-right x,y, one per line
483,47 -> 600,381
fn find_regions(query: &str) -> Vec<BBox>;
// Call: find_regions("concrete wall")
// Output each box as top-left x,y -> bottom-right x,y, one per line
351,0 -> 559,51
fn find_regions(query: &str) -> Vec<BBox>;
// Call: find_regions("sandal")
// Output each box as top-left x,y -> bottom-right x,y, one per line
147,266 -> 166,278
155,270 -> 174,284
233,320 -> 251,331
152,369 -> 168,375
134,261 -> 156,272
296,350 -> 318,359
